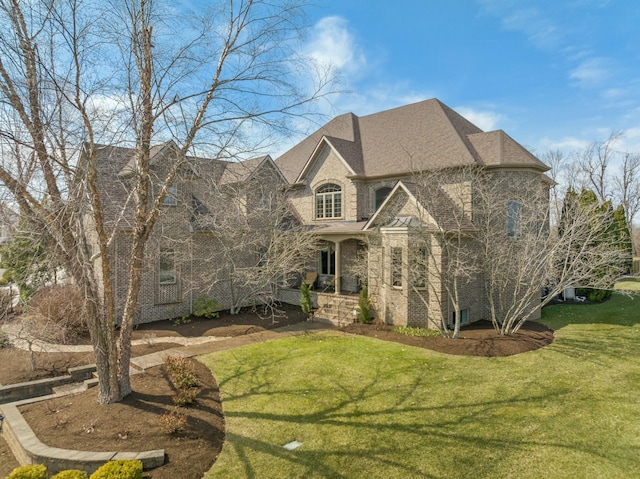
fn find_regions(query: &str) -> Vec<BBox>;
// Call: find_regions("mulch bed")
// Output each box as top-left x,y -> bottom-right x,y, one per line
19,360 -> 223,479
340,320 -> 554,357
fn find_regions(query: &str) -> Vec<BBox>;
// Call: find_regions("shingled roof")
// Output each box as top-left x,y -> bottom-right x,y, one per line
275,99 -> 548,183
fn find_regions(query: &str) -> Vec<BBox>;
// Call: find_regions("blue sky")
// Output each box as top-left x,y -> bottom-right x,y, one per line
303,0 -> 640,157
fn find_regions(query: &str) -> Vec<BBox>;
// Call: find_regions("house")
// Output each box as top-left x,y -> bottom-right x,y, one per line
275,98 -> 551,327
93,141 -> 286,323
93,98 -> 549,328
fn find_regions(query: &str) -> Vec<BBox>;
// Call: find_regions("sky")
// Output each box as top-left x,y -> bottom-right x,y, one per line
301,0 -> 640,158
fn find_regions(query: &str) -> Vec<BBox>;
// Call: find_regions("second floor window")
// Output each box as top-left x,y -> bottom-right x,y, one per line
162,183 -> 178,206
507,200 -> 522,237
315,183 -> 342,219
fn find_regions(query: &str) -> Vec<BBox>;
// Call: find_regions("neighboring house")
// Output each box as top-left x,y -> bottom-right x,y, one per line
92,141 -> 286,323
275,98 -> 551,327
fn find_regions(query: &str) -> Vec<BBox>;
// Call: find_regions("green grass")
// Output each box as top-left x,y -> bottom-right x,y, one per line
201,293 -> 640,479
615,276 -> 640,292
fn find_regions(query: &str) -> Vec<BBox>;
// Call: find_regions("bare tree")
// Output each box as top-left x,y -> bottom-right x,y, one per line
475,171 -> 629,334
194,164 -> 316,318
577,131 -> 622,202
407,168 -> 482,338
0,0 -> 331,402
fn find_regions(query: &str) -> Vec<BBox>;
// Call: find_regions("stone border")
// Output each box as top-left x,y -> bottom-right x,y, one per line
0,402 -> 164,474
0,365 -> 96,404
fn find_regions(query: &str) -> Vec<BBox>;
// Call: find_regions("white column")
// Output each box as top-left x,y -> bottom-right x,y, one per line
334,240 -> 342,294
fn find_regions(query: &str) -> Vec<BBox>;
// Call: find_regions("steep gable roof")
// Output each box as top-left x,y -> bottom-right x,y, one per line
219,155 -> 284,184
276,99 -> 548,182
365,180 -> 475,232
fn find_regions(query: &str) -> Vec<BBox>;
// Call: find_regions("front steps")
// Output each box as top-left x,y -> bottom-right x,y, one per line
313,293 -> 359,327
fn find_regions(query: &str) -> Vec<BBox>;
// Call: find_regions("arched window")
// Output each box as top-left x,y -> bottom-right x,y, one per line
375,187 -> 393,210
315,183 -> 342,219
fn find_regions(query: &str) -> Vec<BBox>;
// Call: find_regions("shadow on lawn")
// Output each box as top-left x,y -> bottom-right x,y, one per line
209,352 -> 631,478
218,386 -> 629,479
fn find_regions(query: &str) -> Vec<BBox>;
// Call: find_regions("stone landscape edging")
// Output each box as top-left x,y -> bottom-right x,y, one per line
0,365 -> 96,404
0,402 -> 164,474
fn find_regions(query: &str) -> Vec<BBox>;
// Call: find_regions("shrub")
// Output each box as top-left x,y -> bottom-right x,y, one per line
357,284 -> 373,324
6,464 -> 47,479
0,328 -> 11,349
51,470 -> 89,479
158,408 -> 187,435
300,281 -> 312,314
89,460 -> 143,479
193,296 -> 221,318
394,326 -> 441,338
0,287 -> 13,317
165,355 -> 199,389
28,284 -> 87,343
577,288 -> 613,303
173,386 -> 199,406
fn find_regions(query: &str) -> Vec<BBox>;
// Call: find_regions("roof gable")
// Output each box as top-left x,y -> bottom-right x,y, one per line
294,137 -> 357,183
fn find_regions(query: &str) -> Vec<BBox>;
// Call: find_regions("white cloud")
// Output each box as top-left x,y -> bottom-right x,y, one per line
455,106 -> 502,131
306,16 -> 366,76
538,136 -> 589,153
569,58 -> 611,88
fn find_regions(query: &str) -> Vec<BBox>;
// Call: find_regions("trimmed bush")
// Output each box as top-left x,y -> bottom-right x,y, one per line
50,471 -> 89,479
6,464 -> 47,479
89,460 -> 143,479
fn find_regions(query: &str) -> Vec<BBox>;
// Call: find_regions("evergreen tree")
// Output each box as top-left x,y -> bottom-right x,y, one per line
300,281 -> 313,315
613,204 -> 633,273
0,220 -> 57,301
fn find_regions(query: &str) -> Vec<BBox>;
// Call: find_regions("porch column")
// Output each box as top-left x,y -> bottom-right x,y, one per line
334,240 -> 342,295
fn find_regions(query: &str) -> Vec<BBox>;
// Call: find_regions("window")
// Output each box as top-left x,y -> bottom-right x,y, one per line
315,184 -> 342,219
452,309 -> 469,326
391,247 -> 403,287
319,246 -> 335,275
159,248 -> 176,284
411,247 -> 428,288
162,183 -> 178,206
375,187 -> 393,210
507,200 -> 522,237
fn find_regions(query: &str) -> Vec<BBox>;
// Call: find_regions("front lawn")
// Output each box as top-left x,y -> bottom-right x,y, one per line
201,293 -> 640,478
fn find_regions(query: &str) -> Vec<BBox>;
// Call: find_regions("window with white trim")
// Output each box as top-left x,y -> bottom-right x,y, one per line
315,184 -> 342,219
